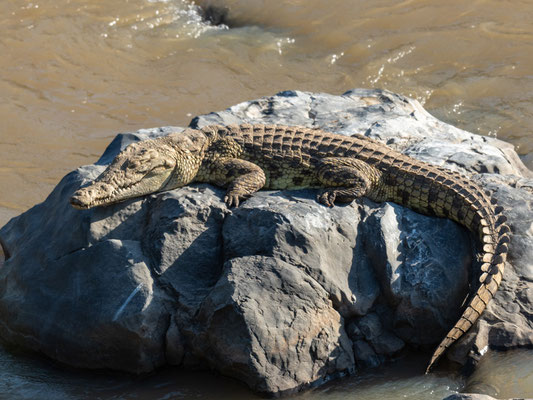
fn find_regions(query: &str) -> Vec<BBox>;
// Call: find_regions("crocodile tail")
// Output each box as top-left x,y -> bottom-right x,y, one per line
425,200 -> 510,373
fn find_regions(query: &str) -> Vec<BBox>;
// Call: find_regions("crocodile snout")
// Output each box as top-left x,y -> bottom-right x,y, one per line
70,182 -> 115,209
69,189 -> 92,209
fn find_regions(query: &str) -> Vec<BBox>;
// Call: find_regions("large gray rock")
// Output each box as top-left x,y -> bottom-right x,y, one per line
0,89 -> 531,396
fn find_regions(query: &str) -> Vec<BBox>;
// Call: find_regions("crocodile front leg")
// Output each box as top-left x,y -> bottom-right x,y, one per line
203,157 -> 266,207
316,157 -> 383,207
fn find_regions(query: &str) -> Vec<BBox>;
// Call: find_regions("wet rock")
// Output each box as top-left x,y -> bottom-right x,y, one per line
443,394 -> 499,400
199,4 -> 230,26
352,340 -> 382,369
0,89 -> 531,396
356,312 -> 405,356
442,393 -> 528,400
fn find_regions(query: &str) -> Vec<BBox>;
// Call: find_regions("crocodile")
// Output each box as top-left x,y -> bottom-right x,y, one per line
70,123 -> 510,373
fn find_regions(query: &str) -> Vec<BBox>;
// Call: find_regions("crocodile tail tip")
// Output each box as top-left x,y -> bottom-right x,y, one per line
425,348 -> 443,374
424,328 -> 458,374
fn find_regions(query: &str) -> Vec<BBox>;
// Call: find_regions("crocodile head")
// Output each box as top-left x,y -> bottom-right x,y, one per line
70,130 -> 208,209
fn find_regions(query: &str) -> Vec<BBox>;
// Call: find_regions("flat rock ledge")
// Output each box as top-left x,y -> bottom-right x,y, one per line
0,89 -> 532,397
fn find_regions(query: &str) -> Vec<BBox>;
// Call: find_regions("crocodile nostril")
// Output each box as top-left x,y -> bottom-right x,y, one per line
69,194 -> 89,209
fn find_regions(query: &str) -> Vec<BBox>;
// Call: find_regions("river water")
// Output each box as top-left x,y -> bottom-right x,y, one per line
0,0 -> 532,398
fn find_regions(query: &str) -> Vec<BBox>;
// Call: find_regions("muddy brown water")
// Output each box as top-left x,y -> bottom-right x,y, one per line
0,0 -> 532,398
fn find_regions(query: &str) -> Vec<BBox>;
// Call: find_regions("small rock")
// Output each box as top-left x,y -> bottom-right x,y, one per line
443,394 -> 499,400
353,340 -> 382,369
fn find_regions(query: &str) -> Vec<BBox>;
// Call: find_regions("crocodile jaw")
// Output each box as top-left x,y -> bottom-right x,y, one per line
70,142 -> 178,209
70,170 -> 174,209
70,165 -> 176,209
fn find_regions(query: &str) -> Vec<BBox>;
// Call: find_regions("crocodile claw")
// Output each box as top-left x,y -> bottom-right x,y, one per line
318,190 -> 336,207
224,194 -> 240,207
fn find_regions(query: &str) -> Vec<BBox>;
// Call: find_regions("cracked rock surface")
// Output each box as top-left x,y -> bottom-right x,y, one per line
0,89 -> 532,396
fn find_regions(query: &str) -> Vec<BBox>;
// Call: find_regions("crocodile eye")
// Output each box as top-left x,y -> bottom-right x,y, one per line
127,160 -> 140,169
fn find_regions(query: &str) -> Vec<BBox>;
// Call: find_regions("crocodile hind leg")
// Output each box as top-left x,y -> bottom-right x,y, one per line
316,157 -> 383,207
206,157 -> 267,207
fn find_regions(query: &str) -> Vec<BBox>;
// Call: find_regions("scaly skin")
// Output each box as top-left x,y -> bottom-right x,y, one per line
70,124 -> 510,372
